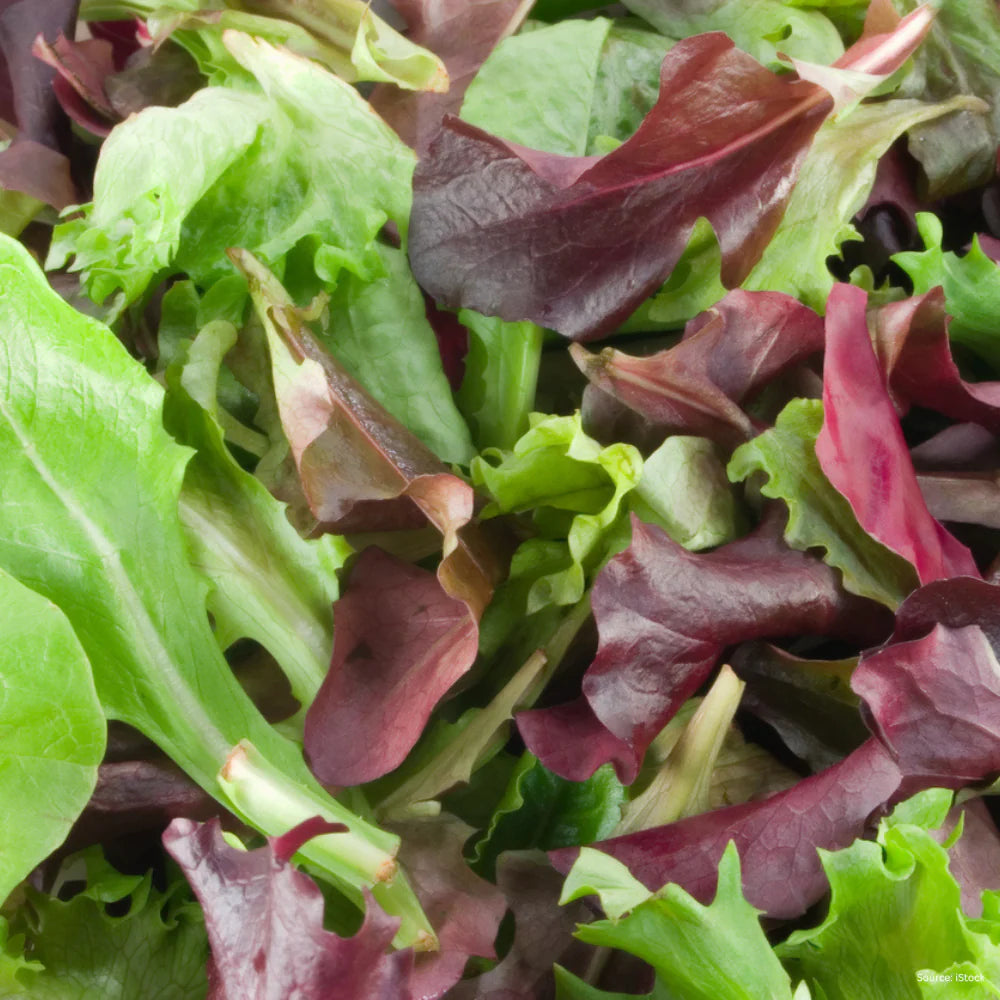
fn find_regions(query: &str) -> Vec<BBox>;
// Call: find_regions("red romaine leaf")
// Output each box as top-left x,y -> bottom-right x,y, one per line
550,738 -> 902,919
816,283 -> 979,584
518,510 -> 892,783
370,0 -> 531,152
872,288 -> 1000,431
853,623 -> 1000,788
386,815 -> 507,999
163,817 -> 413,1000
408,12 -> 932,340
940,798 -> 1000,918
570,289 -> 824,447
893,576 -> 1000,647
304,547 -> 478,787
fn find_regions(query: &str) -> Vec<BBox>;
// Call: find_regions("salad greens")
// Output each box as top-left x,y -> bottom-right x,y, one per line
6,0 -> 1000,996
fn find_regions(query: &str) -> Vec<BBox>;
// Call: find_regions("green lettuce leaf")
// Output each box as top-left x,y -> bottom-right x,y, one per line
49,31 -> 414,314
743,96 -> 981,311
0,570 -> 104,908
0,234 -> 430,943
163,323 -> 352,708
472,413 -> 642,612
728,398 -> 918,607
893,212 -> 1000,369
1,849 -> 208,999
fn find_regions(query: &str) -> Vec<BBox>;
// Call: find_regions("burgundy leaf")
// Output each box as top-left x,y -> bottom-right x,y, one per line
447,852 -> 594,1000
917,469 -> 1000,530
938,799 -> 1000,918
519,511 -> 893,783
163,817 -> 412,1000
88,17 -> 142,70
32,32 -> 116,136
386,815 -> 507,999
408,12 -> 931,340
570,289 -> 824,447
852,623 -> 1000,787
816,283 -> 979,583
0,134 -> 75,207
550,738 -> 902,919
369,0 -> 531,152
304,547 -> 478,787
871,288 -> 1000,431
893,576 -> 1000,648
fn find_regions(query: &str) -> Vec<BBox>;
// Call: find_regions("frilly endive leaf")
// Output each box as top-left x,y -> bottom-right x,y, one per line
0,569 -> 105,908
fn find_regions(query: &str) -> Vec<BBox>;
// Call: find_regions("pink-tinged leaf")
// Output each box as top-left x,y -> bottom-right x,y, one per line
370,0 -> 531,152
163,817 -> 413,1000
816,283 -> 979,584
570,290 -> 824,447
520,511 -> 892,783
872,288 -> 1000,430
0,134 -> 74,207
408,12 -> 933,340
304,547 -> 478,787
387,815 -> 507,999
410,33 -> 830,341
853,624 -> 1000,787
550,738 -> 902,919
32,33 -> 117,137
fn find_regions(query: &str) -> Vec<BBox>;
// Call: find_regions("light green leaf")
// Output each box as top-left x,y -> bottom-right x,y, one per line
164,325 -> 352,708
50,32 -> 414,313
744,96 -> 982,311
569,844 -> 796,1000
631,435 -> 742,550
0,234 -> 429,943
1,849 -> 208,999
0,571 -> 104,908
559,847 -> 653,922
894,212 -> 1000,369
728,398 -> 918,607
315,242 -> 474,463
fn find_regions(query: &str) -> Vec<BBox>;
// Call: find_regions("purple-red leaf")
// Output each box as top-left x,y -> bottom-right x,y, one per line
410,32 -> 830,340
370,0 -> 531,152
853,623 -> 1000,788
304,547 -> 478,787
519,511 -> 892,783
570,290 -> 824,447
871,288 -> 1000,431
32,32 -> 116,137
816,283 -> 979,584
408,11 -> 932,340
163,817 -> 412,1000
550,738 -> 902,919
387,815 -> 507,999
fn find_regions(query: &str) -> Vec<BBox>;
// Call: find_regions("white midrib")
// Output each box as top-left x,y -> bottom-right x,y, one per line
0,394 -> 232,777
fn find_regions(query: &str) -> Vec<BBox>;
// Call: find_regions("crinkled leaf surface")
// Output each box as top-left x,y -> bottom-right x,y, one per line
0,569 -> 104,907
572,289 -> 824,448
410,31 -> 831,340
2,848 -> 208,999
164,817 -> 412,1000
729,397 -> 918,607
50,31 -> 415,311
816,283 -> 979,584
562,844 -> 796,1000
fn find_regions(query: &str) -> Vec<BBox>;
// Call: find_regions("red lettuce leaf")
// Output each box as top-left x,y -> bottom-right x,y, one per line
304,546 -> 478,787
163,817 -> 413,1000
853,623 -> 1000,788
370,0 -> 531,152
816,283 -> 979,584
386,815 -> 507,999
409,32 -> 831,340
872,288 -> 1000,431
518,510 -> 892,783
940,799 -> 1000,918
550,738 -> 902,919
893,576 -> 1000,647
32,32 -> 116,137
570,289 -> 824,447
